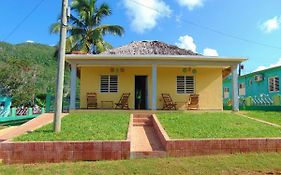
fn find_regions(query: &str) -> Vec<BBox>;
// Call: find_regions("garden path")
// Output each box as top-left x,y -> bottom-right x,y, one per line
131,113 -> 166,158
0,113 -> 67,141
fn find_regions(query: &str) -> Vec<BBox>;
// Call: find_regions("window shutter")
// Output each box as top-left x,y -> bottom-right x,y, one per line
100,75 -> 109,92
177,76 -> 194,94
275,77 -> 279,91
185,76 -> 194,94
177,76 -> 185,94
109,75 -> 118,92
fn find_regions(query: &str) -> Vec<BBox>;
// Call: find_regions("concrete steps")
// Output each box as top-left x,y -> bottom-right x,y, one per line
131,151 -> 167,159
131,113 -> 166,159
133,117 -> 152,126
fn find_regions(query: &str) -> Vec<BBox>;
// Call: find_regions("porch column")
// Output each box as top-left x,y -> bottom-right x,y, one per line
70,63 -> 77,110
231,64 -> 239,112
152,64 -> 157,110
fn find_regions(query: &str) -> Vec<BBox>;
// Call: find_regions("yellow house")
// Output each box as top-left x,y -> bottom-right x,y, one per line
66,41 -> 246,111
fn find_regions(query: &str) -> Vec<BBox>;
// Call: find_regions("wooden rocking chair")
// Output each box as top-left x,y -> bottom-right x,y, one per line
87,93 -> 97,109
115,93 -> 130,110
186,94 -> 199,110
162,93 -> 177,110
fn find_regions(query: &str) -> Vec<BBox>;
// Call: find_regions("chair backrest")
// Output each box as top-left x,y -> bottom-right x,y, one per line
189,94 -> 199,105
118,93 -> 130,104
87,93 -> 97,102
162,93 -> 175,105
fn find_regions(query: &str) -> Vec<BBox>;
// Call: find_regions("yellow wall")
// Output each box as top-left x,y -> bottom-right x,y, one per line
157,67 -> 222,110
80,66 -> 152,109
80,66 -> 222,110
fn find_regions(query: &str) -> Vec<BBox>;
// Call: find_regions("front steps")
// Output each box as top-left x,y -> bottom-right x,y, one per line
131,113 -> 167,159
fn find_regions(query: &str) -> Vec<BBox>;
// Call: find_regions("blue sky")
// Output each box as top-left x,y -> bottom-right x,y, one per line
0,0 -> 280,74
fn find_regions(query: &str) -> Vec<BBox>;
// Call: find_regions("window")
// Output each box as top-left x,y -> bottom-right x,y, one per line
100,75 -> 118,93
268,76 -> 279,92
249,79 -> 253,86
177,76 -> 195,94
239,83 -> 245,96
224,87 -> 230,99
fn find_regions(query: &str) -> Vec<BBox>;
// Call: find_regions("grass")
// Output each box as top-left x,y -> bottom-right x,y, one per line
243,111 -> 281,126
0,153 -> 281,174
14,111 -> 130,141
157,112 -> 281,139
0,126 -> 7,130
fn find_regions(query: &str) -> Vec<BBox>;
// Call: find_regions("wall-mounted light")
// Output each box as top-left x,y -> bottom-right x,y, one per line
192,69 -> 197,74
110,67 -> 125,73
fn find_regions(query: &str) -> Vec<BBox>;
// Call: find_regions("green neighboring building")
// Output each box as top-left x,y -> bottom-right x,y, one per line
223,66 -> 281,109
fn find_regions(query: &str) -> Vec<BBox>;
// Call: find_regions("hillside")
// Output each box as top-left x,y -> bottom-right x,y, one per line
0,42 -> 70,106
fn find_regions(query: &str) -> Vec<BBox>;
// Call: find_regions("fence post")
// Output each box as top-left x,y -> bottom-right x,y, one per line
11,108 -> 16,116
41,107 -> 45,114
28,108 -> 33,116
46,94 -> 51,112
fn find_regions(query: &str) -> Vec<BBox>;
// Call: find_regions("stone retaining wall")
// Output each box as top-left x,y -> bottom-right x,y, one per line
0,114 -> 134,164
166,138 -> 281,157
0,141 -> 130,164
151,114 -> 281,157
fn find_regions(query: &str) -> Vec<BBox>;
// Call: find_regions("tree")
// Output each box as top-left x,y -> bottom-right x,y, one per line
0,58 -> 39,106
50,0 -> 124,54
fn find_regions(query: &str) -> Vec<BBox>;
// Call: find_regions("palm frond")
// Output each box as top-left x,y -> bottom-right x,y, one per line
93,3 -> 111,26
50,0 -> 124,54
69,14 -> 86,28
95,25 -> 124,36
49,23 -> 61,34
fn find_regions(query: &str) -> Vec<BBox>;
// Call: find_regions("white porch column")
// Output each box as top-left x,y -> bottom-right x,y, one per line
70,63 -> 77,109
152,64 -> 157,110
232,64 -> 239,112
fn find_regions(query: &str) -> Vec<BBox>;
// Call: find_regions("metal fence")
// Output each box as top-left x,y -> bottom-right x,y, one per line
45,95 -> 80,113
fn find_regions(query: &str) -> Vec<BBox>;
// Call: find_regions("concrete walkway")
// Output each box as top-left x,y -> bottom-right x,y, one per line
130,113 -> 166,158
131,125 -> 164,152
0,113 -> 67,141
237,113 -> 281,128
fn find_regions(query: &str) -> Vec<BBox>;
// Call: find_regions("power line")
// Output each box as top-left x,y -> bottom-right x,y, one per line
3,0 -> 46,41
130,0 -> 281,50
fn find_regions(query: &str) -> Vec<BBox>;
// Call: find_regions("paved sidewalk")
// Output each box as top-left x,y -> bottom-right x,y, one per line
0,113 -> 67,141
237,113 -> 281,128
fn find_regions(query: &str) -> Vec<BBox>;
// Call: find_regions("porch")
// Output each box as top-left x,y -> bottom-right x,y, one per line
66,54 -> 245,111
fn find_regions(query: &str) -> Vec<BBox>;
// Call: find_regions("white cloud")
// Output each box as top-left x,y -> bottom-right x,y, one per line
203,48 -> 219,56
25,40 -> 34,43
175,35 -> 197,52
254,58 -> 281,72
254,66 -> 267,72
123,0 -> 171,33
260,16 -> 280,33
176,0 -> 204,10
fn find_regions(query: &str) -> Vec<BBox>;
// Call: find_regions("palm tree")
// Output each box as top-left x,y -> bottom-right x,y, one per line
50,0 -> 124,54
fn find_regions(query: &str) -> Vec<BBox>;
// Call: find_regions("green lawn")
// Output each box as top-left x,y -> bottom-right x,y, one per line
243,111 -> 281,126
0,125 -> 7,130
157,112 -> 281,139
0,153 -> 281,174
14,111 -> 130,141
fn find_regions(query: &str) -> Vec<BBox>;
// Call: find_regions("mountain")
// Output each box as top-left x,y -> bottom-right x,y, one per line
0,42 -> 70,105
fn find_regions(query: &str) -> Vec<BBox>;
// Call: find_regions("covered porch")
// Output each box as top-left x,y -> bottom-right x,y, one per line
66,54 -> 245,111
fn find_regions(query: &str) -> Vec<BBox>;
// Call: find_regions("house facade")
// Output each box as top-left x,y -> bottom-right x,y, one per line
223,66 -> 281,106
66,41 -> 246,111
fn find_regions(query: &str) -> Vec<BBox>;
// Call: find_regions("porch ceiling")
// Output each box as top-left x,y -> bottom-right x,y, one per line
65,54 -> 247,68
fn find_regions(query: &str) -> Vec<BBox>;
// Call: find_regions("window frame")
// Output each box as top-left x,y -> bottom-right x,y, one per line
100,75 -> 118,93
238,82 -> 246,96
176,75 -> 195,94
224,87 -> 230,99
268,76 -> 280,93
